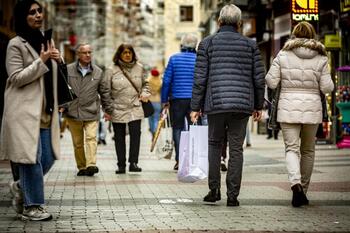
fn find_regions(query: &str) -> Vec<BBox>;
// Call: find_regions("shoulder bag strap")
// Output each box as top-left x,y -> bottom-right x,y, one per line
119,66 -> 140,94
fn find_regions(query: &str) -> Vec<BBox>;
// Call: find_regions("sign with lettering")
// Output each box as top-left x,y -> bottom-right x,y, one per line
341,0 -> 350,12
291,0 -> 319,21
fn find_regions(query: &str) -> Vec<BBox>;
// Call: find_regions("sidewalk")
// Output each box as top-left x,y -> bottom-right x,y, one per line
0,120 -> 349,233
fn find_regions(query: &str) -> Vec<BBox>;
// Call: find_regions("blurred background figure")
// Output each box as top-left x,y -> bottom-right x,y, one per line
97,106 -> 107,145
147,68 -> 162,140
161,33 -> 198,170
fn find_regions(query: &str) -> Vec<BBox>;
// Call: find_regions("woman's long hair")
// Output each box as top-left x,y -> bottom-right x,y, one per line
112,43 -> 138,65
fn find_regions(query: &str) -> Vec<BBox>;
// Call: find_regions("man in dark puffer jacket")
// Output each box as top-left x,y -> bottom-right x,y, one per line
190,4 -> 265,207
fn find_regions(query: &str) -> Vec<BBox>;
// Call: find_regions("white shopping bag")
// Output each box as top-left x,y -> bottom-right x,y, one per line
177,125 -> 208,183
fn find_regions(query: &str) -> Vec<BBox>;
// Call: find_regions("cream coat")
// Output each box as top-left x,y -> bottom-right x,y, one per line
266,38 -> 334,124
103,63 -> 150,123
0,36 -> 60,163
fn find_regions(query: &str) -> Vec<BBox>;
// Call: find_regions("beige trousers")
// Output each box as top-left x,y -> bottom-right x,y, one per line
280,123 -> 319,193
66,118 -> 98,170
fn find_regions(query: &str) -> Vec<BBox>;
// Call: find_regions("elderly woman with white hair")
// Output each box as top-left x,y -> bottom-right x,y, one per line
161,33 -> 199,170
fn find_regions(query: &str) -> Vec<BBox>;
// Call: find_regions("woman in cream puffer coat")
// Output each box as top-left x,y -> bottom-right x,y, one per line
266,22 -> 334,207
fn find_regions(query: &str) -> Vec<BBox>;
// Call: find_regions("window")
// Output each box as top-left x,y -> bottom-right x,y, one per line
180,6 -> 193,22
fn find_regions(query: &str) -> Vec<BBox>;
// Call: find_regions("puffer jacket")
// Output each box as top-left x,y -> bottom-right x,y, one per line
64,62 -> 113,121
161,51 -> 196,103
191,25 -> 265,114
103,63 -> 150,123
265,38 -> 334,124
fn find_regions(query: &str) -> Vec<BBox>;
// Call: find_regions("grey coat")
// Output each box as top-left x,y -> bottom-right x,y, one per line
64,62 -> 113,121
191,25 -> 265,115
0,36 -> 60,163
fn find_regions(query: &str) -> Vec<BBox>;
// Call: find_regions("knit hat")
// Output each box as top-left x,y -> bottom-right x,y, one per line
151,69 -> 159,76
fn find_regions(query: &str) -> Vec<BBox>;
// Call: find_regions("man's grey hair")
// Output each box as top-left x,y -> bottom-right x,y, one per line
218,4 -> 241,26
180,33 -> 198,49
75,42 -> 91,52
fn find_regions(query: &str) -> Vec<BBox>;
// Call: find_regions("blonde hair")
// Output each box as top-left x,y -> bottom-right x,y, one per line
292,21 -> 316,39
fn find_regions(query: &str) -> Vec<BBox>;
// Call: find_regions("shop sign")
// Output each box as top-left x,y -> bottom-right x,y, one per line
341,0 -> 350,12
325,34 -> 341,49
291,0 -> 319,21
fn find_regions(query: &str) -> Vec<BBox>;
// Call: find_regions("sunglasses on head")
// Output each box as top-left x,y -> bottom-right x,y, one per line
28,7 -> 42,16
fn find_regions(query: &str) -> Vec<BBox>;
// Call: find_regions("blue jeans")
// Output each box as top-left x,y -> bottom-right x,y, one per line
169,99 -> 193,162
148,102 -> 161,134
18,129 -> 55,206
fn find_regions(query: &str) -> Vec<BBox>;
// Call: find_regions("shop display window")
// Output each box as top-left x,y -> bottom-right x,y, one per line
336,66 -> 350,149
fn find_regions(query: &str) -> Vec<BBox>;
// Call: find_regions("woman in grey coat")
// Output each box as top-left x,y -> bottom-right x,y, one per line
266,21 -> 334,207
0,0 -> 61,220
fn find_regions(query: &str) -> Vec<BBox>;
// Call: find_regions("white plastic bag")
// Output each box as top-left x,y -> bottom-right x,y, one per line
177,125 -> 208,183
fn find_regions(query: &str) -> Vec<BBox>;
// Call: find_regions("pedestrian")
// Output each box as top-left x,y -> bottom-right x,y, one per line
104,43 -> 150,174
0,0 -> 63,220
265,21 -> 334,207
147,68 -> 162,140
161,33 -> 198,170
97,106 -> 108,145
64,42 -> 113,177
190,4 -> 265,206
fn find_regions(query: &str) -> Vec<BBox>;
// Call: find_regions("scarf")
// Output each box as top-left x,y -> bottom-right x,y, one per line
19,29 -> 54,114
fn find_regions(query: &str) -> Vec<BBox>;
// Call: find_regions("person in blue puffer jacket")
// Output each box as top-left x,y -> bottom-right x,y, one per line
161,33 -> 198,170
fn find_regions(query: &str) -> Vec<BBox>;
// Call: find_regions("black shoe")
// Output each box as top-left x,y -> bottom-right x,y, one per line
266,135 -> 273,139
86,166 -> 99,176
246,143 -> 251,147
291,184 -> 305,207
227,198 -> 240,207
129,163 -> 142,172
97,140 -> 101,145
115,167 -> 126,174
101,139 -> 107,145
173,162 -> 178,170
203,189 -> 221,202
77,169 -> 87,176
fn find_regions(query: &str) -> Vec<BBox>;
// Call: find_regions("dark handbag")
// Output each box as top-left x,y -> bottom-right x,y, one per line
268,83 -> 281,130
119,66 -> 154,117
321,93 -> 328,122
57,63 -> 77,106
142,101 -> 154,118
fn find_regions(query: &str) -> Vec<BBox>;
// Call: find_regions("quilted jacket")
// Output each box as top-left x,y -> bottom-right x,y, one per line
191,25 -> 265,115
265,38 -> 334,124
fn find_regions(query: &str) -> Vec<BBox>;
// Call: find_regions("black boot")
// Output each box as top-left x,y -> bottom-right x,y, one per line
227,197 -> 240,207
291,184 -> 305,207
129,163 -> 142,172
203,189 -> 221,202
115,167 -> 126,174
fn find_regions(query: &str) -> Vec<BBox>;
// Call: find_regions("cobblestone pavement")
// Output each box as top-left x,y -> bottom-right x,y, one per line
0,121 -> 350,233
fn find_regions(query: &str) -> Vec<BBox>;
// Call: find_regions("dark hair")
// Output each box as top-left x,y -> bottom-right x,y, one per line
112,43 -> 137,64
14,0 -> 42,35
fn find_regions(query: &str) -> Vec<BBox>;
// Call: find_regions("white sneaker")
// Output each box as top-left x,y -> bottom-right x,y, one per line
8,181 -> 24,214
22,206 -> 52,221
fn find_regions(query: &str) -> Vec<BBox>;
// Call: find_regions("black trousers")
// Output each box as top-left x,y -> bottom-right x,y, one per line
112,120 -> 141,168
207,112 -> 249,199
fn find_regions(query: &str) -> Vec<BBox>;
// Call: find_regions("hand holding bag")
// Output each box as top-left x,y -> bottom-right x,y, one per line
119,67 -> 154,117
